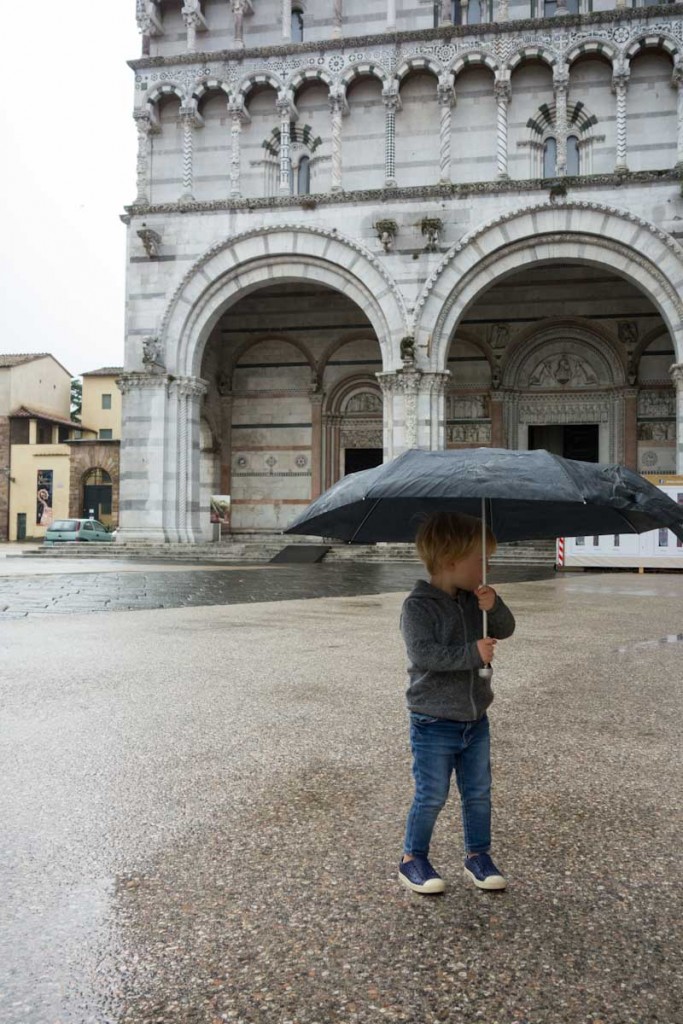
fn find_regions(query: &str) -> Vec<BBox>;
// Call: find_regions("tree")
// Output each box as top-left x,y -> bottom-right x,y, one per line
70,378 -> 82,423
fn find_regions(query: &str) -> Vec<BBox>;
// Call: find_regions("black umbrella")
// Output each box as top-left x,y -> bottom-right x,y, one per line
285,447 -> 683,680
285,447 -> 683,546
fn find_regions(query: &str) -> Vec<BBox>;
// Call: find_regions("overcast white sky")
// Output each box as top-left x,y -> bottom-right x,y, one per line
1,3 -> 140,378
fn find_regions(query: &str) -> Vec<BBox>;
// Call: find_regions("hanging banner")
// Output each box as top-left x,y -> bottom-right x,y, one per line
37,469 -> 54,527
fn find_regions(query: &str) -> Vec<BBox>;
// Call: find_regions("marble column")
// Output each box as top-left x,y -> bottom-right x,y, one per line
674,65 -> 683,167
671,363 -> 683,473
277,97 -> 293,195
623,388 -> 639,471
494,80 -> 511,179
382,89 -> 400,187
377,367 -> 450,458
133,111 -> 157,204
219,394 -> 233,534
553,69 -> 569,176
228,100 -> 248,197
282,0 -> 292,40
386,0 -> 396,30
310,392 -> 324,499
232,0 -> 245,47
333,0 -> 343,37
329,91 -> 345,192
613,69 -> 629,172
167,376 -> 210,543
437,78 -> 455,183
179,106 -> 200,200
490,391 -> 505,448
182,1 -> 205,52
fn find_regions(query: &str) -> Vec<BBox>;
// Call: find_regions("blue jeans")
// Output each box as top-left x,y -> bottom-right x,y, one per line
404,712 -> 492,858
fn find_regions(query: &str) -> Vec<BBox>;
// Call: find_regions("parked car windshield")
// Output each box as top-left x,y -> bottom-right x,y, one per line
51,521 -> 79,531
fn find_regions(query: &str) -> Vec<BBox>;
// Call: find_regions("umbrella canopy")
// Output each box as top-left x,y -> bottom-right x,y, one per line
285,448 -> 683,544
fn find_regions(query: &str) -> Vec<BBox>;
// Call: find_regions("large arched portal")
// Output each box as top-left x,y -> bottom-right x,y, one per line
444,262 -> 677,473
200,282 -> 383,535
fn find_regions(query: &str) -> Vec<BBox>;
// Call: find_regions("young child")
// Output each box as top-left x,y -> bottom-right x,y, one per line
398,512 -> 515,895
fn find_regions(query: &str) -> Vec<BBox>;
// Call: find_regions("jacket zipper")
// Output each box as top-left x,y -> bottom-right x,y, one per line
456,597 -> 477,720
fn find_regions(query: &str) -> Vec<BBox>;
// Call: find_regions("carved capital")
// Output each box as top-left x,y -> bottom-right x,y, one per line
494,80 -> 511,103
671,362 -> 683,388
375,219 -> 398,252
169,375 -> 209,399
421,218 -> 443,252
117,371 -> 170,394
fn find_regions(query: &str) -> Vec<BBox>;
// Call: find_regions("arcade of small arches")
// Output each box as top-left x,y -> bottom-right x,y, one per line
133,35 -> 683,204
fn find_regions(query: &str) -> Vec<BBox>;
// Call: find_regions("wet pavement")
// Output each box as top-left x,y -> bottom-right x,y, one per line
1,562 -> 682,1024
0,562 -> 553,619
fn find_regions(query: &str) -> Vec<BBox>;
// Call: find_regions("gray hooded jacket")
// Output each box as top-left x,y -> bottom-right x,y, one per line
400,579 -> 516,722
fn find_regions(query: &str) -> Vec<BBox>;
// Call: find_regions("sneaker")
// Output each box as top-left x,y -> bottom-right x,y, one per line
398,855 -> 446,894
463,853 -> 507,891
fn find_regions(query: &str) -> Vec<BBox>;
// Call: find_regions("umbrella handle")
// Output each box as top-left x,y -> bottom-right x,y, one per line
479,496 -> 493,680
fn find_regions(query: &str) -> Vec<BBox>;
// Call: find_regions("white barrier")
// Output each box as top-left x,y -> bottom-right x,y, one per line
558,478 -> 683,570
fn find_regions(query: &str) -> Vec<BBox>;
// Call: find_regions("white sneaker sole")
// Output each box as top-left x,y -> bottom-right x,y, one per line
398,870 -> 446,895
464,866 -> 507,891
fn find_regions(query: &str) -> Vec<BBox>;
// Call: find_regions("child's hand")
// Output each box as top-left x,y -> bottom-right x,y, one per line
477,637 -> 497,664
475,585 -> 497,612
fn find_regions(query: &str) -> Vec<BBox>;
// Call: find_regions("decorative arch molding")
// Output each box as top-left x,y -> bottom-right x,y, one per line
287,66 -> 335,96
507,47 -> 557,73
625,34 -> 679,63
414,202 -> 683,371
340,63 -> 389,90
237,71 -> 284,101
146,82 -> 186,109
451,51 -> 499,79
225,333 -> 317,382
191,78 -> 231,106
564,39 -> 618,68
158,226 -> 409,377
395,57 -> 444,84
318,331 -> 382,376
502,323 -> 625,391
325,373 -> 383,416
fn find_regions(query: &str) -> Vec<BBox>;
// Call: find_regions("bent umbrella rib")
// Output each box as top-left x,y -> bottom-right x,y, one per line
349,498 -> 382,544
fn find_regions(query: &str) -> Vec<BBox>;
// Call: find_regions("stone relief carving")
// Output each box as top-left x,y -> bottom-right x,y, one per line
345,392 -> 382,414
446,394 -> 489,419
341,427 -> 383,448
142,335 -> 165,369
637,422 -> 677,441
490,324 -> 510,353
528,353 -> 598,388
447,423 -> 491,444
638,389 -> 676,418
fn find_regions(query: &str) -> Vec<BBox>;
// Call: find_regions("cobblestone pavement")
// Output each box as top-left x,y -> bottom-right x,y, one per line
2,568 -> 682,1024
0,561 -> 553,618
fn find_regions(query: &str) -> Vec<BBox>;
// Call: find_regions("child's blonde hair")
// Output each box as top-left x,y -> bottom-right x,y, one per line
415,512 -> 497,574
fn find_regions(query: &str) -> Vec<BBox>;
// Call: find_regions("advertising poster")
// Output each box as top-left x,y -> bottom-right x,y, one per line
210,495 -> 231,527
37,469 -> 54,527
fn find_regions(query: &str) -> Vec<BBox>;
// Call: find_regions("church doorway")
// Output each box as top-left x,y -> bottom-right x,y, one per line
344,448 -> 383,475
528,423 -> 599,462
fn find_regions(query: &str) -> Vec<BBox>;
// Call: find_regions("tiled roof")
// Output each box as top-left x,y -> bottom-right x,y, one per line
10,404 -> 97,433
0,353 -> 51,368
81,366 -> 124,377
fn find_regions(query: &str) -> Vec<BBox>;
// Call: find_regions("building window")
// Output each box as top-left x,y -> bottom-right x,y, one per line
543,136 -> 557,177
37,421 -> 52,444
58,425 -> 71,443
102,393 -> 112,410
566,135 -> 580,175
468,0 -> 482,23
291,8 -> 304,42
297,156 -> 311,195
99,429 -> 113,440
452,0 -> 462,22
543,0 -> 557,14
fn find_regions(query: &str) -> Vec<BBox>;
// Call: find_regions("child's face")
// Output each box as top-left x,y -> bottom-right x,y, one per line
441,543 -> 491,592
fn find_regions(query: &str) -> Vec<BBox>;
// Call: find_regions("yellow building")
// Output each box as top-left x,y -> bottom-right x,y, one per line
81,367 -> 123,441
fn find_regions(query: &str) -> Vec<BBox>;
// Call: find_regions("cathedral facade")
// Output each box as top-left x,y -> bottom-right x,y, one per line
120,0 -> 683,542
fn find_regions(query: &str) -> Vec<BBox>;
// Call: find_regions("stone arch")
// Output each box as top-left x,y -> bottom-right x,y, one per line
451,51 -> 499,80
318,330 -> 381,377
237,71 -> 284,101
226,334 -> 316,384
507,47 -> 557,74
159,226 -> 408,378
340,63 -> 389,91
625,35 -> 679,65
565,39 -> 618,70
502,321 -> 625,390
414,202 -> 683,371
395,57 -> 443,85
190,78 -> 231,107
326,373 -> 383,415
288,67 -> 334,97
145,82 -> 186,110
